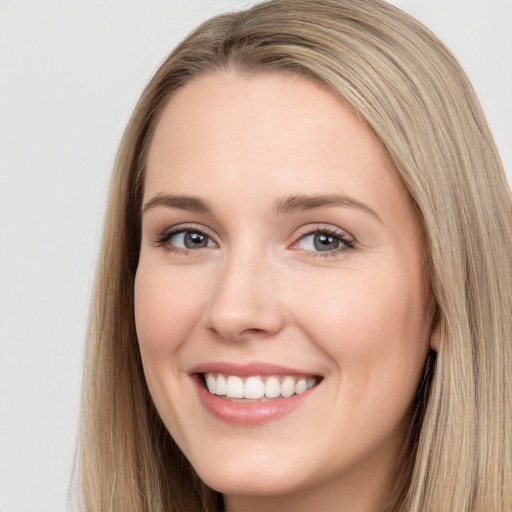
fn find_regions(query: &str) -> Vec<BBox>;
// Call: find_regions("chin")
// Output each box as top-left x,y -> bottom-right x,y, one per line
189,451 -> 309,497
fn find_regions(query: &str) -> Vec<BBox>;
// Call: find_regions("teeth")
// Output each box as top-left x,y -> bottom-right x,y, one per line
226,376 -> 244,398
265,376 -> 280,398
295,378 -> 307,395
206,373 -> 216,394
215,374 -> 227,396
280,376 -> 295,398
244,376 -> 265,399
203,373 -> 318,400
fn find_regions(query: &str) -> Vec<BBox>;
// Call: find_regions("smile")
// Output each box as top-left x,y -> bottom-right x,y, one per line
203,373 -> 317,401
190,363 -> 322,426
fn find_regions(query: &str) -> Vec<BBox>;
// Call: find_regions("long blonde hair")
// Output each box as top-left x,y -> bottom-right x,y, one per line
74,1 -> 512,510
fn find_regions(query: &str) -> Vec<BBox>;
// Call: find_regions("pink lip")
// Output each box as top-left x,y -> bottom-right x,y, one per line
190,361 -> 316,377
189,361 -> 321,426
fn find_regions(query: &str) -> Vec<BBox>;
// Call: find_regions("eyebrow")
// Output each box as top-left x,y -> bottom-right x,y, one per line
142,194 -> 211,214
142,192 -> 382,223
274,194 -> 382,223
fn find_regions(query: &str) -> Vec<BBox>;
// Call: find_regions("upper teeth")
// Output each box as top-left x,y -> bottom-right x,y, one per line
204,373 -> 317,400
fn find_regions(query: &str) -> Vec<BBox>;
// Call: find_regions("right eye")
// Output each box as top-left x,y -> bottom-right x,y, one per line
165,229 -> 216,250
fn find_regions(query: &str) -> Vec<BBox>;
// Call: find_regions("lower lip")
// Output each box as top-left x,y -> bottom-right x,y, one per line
193,377 -> 318,426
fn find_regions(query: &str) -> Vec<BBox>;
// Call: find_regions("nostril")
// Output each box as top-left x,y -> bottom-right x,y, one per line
205,316 -> 283,343
239,327 -> 267,337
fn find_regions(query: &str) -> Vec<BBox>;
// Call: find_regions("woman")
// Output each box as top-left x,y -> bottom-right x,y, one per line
75,0 -> 512,510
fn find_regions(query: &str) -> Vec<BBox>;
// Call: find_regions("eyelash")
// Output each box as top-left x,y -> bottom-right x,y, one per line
153,224 -> 355,257
153,224 -> 215,255
293,227 -> 355,258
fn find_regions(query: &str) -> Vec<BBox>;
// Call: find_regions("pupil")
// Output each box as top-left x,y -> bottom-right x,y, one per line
314,233 -> 339,251
185,232 -> 207,248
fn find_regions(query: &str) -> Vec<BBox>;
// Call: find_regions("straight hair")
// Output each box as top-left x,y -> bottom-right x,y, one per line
73,1 -> 512,510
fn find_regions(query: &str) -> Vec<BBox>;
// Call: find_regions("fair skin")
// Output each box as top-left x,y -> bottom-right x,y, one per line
135,70 -> 436,512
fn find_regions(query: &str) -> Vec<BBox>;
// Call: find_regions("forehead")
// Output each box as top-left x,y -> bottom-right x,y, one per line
145,70 -> 408,219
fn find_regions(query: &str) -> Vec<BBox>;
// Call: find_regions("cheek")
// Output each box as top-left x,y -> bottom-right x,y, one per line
291,263 -> 430,391
133,263 -> 209,429
134,264 -> 204,357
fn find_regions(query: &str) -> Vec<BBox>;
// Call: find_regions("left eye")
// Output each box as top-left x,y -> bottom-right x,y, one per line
168,230 -> 216,249
297,232 -> 348,252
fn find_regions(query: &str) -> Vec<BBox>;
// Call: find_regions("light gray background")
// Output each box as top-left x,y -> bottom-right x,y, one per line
0,1 -> 510,511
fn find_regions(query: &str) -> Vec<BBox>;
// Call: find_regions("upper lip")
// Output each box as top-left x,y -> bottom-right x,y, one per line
189,361 -> 320,377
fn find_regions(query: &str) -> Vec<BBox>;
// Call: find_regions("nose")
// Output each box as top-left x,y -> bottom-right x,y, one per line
204,249 -> 285,342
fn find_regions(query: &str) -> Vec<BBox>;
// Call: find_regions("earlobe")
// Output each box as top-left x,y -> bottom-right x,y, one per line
429,321 -> 441,352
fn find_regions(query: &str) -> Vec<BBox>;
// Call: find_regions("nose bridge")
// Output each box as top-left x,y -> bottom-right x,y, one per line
204,242 -> 284,341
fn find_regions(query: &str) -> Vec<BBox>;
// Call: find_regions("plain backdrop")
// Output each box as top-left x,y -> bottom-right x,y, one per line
0,1 -> 510,511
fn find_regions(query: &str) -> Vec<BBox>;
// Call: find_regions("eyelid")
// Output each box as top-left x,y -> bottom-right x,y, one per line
289,224 -> 356,253
150,222 -> 355,256
153,223 -> 219,249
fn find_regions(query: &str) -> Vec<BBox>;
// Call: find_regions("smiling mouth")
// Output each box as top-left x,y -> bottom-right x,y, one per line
200,373 -> 321,402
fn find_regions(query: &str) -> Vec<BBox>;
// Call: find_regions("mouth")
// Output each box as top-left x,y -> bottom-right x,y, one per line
190,362 -> 323,426
200,372 -> 320,401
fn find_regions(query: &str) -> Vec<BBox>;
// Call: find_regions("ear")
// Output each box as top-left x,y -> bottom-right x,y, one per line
429,319 -> 441,352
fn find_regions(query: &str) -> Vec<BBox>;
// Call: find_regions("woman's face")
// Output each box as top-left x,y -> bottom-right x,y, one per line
135,71 -> 436,509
